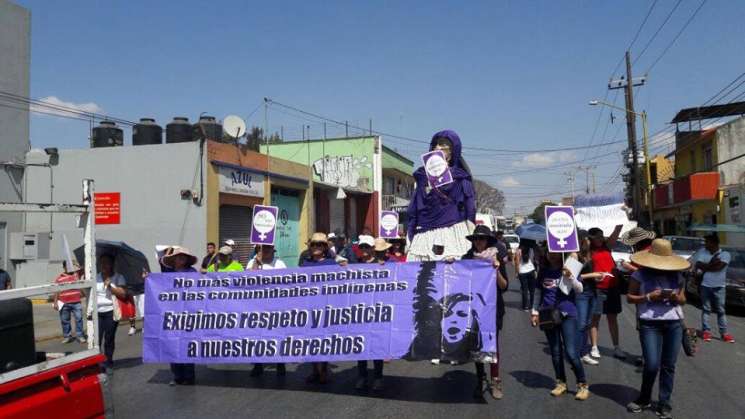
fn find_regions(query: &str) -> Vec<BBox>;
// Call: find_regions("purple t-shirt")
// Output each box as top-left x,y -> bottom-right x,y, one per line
536,268 -> 577,318
631,269 -> 684,321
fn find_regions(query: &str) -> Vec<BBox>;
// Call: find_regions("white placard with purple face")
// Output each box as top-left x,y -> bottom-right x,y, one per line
379,211 -> 399,239
545,206 -> 579,252
250,205 -> 279,245
421,150 -> 453,188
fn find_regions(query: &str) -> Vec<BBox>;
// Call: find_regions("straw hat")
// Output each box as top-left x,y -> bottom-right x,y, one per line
620,227 -> 656,246
630,239 -> 690,271
374,238 -> 392,252
161,247 -> 198,268
466,225 -> 497,246
309,232 -> 329,246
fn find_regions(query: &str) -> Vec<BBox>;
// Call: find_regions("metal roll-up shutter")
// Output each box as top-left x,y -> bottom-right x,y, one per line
329,198 -> 345,235
219,205 -> 253,266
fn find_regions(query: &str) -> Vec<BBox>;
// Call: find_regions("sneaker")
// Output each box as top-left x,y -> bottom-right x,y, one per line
490,379 -> 504,400
372,378 -> 384,391
430,359 -> 441,365
613,346 -> 626,359
168,380 -> 177,386
450,360 -> 459,366
61,337 -> 74,344
355,377 -> 367,391
702,330 -> 712,342
128,326 -> 137,336
550,381 -> 567,397
590,346 -> 601,359
626,399 -> 651,413
656,403 -> 673,419
722,333 -> 735,343
581,354 -> 599,366
575,383 -> 590,401
76,336 -> 87,344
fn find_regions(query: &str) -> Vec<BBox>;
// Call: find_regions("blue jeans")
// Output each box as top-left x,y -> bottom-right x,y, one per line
700,286 -> 727,334
59,302 -> 84,338
518,271 -> 537,310
574,289 -> 596,357
638,320 -> 682,406
544,316 -> 586,384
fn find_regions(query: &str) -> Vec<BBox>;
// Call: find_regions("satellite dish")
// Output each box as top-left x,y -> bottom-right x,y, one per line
223,115 -> 246,139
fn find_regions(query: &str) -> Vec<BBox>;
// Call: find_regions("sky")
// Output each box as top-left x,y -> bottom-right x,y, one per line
12,0 -> 745,214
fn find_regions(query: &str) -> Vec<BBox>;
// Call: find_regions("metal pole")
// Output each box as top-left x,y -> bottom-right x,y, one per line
643,111 -> 654,229
82,179 -> 98,351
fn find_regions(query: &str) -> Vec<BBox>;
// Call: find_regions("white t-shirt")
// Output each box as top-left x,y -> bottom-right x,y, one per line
246,257 -> 288,270
693,248 -> 731,288
95,273 -> 127,313
517,248 -> 536,274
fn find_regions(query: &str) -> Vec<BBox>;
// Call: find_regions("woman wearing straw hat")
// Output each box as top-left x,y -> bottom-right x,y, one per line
619,227 -> 657,273
161,247 -> 199,386
625,239 -> 689,419
462,225 -> 508,400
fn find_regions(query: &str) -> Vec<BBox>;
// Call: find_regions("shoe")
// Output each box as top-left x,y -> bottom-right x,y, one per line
276,364 -> 286,376
355,377 -> 367,391
581,355 -> 599,366
77,336 -> 87,344
250,365 -> 263,377
575,383 -> 590,401
450,360 -> 459,366
626,399 -> 651,413
430,359 -> 441,365
590,346 -> 600,359
550,381 -> 567,397
613,347 -> 626,360
169,380 -> 177,386
722,333 -> 735,343
372,378 -> 384,391
61,337 -> 74,344
655,403 -> 673,419
490,379 -> 504,400
702,330 -> 712,342
128,326 -> 136,336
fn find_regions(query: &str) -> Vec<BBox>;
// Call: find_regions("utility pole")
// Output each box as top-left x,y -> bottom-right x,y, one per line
609,50 -> 646,222
564,171 -> 576,201
578,165 -> 597,195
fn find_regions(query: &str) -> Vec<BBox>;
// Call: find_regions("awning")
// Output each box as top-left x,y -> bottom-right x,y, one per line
313,180 -> 372,195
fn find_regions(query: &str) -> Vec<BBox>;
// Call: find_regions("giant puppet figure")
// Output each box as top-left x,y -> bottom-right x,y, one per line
406,130 -> 476,261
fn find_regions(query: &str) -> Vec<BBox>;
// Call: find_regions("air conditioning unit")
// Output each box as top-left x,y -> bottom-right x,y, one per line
9,233 -> 51,260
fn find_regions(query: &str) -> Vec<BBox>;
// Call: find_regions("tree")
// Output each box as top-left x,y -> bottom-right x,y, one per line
243,126 -> 282,150
473,179 -> 505,215
531,201 -> 557,225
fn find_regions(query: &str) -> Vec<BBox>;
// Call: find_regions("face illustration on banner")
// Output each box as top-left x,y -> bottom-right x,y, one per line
442,294 -> 471,344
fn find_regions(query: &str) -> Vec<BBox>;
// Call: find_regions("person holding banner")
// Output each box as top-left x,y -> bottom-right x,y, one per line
462,225 -> 508,400
354,235 -> 387,391
246,244 -> 288,377
407,130 -> 475,261
531,252 -> 590,401
206,246 -> 244,272
301,232 -> 341,385
160,247 -> 199,386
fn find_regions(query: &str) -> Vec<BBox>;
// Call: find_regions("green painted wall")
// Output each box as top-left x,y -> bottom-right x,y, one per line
382,146 -> 415,175
262,137 -> 377,192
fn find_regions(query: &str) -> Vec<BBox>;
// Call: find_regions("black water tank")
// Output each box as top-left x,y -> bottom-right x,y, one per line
132,118 -> 163,146
193,115 -> 223,141
91,121 -> 124,148
166,117 -> 193,143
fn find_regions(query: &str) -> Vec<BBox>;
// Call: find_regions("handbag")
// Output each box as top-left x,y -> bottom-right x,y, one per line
538,303 -> 562,331
681,320 -> 698,357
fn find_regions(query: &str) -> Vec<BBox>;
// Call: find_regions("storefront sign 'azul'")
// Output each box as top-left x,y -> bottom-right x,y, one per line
217,164 -> 264,197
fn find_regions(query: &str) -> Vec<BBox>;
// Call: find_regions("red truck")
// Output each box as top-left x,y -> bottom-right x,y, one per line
0,179 -> 113,418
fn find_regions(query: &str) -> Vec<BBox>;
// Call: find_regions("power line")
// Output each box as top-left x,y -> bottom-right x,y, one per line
0,90 -> 135,126
645,0 -> 708,73
633,0 -> 683,66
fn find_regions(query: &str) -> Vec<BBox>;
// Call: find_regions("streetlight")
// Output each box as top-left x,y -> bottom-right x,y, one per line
589,99 -> 653,228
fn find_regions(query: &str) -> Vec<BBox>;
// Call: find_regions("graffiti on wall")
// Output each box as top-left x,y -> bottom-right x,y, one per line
312,155 -> 372,190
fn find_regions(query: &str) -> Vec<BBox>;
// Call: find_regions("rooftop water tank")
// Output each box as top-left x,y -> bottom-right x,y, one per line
166,117 -> 193,143
90,121 -> 123,148
132,118 -> 163,146
193,115 -> 223,141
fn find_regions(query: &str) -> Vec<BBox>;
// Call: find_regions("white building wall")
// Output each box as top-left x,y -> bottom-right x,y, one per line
716,116 -> 745,186
19,142 -> 206,286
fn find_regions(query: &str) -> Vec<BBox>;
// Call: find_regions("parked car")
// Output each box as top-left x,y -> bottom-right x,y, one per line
684,246 -> 745,309
663,235 -> 704,259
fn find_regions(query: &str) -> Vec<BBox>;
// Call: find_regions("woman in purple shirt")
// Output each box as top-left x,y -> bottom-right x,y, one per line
626,239 -> 689,419
406,130 -> 476,261
530,252 -> 590,401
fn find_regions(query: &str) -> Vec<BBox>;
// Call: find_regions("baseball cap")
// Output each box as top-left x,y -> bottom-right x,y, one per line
218,246 -> 233,255
358,235 -> 375,247
224,239 -> 236,246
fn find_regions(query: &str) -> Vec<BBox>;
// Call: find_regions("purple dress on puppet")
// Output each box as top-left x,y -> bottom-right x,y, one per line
407,130 -> 476,261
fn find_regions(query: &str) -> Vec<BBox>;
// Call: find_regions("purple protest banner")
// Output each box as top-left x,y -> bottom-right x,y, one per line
421,150 -> 453,188
545,205 -> 579,252
250,205 -> 278,245
143,261 -> 497,364
379,211 -> 399,239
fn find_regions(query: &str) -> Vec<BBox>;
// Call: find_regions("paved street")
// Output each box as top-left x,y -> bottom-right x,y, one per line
38,269 -> 745,419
